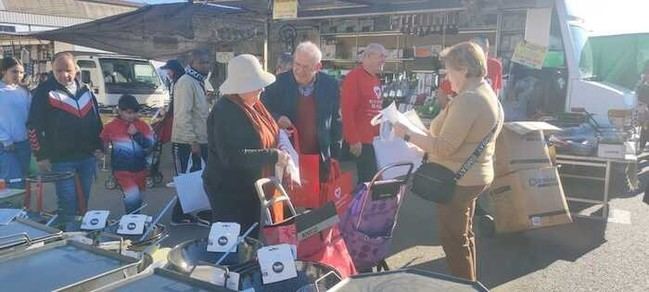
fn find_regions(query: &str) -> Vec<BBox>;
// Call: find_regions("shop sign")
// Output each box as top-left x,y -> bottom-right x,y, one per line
511,40 -> 547,70
273,0 -> 298,20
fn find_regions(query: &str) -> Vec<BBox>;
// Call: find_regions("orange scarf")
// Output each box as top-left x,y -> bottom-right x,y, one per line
226,95 -> 279,151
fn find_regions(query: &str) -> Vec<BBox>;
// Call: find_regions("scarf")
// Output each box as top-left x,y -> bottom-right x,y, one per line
226,95 -> 279,151
185,66 -> 207,94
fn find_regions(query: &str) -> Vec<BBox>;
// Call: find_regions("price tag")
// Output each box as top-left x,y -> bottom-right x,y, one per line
190,265 -> 240,290
116,214 -> 148,235
80,210 -> 110,230
257,244 -> 297,284
207,222 -> 241,253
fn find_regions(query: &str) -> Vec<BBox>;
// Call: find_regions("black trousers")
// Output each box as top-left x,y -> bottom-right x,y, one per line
172,143 -> 208,220
356,143 -> 378,184
208,189 -> 261,239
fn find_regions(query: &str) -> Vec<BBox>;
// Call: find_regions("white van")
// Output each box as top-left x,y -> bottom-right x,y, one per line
75,53 -> 169,109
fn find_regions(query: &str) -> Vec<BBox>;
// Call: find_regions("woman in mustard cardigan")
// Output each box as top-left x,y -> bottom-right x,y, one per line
395,41 -> 503,281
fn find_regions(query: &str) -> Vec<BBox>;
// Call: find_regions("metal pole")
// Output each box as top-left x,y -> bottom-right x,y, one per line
264,0 -> 272,71
139,196 -> 177,242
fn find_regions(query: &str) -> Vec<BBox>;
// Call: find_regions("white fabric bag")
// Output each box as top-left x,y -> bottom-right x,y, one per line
372,108 -> 425,179
277,130 -> 300,184
173,158 -> 211,213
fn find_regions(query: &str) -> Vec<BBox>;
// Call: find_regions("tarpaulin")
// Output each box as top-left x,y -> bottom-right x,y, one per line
30,3 -> 264,59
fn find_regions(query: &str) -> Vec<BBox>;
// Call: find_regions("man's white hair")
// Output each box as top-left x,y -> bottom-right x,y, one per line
361,43 -> 386,60
294,41 -> 322,64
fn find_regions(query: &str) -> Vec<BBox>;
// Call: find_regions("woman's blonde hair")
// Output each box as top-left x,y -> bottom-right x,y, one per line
440,41 -> 487,78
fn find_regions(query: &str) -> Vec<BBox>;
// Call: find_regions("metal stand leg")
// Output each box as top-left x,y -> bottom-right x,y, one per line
376,259 -> 390,272
24,181 -> 32,210
75,174 -> 87,215
603,161 -> 611,218
36,179 -> 43,212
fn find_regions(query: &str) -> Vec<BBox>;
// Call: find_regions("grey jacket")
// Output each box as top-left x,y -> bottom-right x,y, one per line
171,74 -> 209,144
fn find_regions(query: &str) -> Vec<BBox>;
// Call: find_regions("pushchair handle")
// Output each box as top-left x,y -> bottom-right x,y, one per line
368,162 -> 415,188
254,177 -> 298,227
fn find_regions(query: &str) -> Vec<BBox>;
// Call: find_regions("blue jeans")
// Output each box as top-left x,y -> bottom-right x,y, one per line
0,141 -> 31,189
51,156 -> 97,218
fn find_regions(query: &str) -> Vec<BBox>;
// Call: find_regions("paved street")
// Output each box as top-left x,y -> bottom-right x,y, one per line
34,144 -> 649,291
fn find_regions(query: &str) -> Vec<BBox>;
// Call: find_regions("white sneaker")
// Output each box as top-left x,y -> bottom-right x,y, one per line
166,181 -> 176,188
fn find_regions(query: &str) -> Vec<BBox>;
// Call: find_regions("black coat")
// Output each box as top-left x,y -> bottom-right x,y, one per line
262,71 -> 342,161
27,77 -> 103,162
203,97 -> 279,201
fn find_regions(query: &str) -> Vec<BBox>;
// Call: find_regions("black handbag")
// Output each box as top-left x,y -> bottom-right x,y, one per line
411,110 -> 501,204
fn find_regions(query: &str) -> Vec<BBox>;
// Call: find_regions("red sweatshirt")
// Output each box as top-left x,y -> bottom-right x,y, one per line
341,66 -> 383,145
487,57 -> 503,95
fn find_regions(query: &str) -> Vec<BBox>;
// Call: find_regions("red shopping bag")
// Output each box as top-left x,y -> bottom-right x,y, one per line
262,203 -> 357,278
320,160 -> 355,216
284,128 -> 321,209
151,108 -> 173,144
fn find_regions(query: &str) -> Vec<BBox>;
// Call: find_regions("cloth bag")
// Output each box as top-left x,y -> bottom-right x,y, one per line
320,159 -> 354,216
284,128 -> 322,209
173,158 -> 211,213
340,175 -> 408,271
372,117 -> 424,180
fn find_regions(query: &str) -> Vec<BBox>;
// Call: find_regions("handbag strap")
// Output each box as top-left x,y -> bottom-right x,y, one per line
453,102 -> 502,181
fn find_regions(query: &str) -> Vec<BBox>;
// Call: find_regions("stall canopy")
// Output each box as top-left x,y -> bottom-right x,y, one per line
210,0 -> 464,19
28,2 -> 264,59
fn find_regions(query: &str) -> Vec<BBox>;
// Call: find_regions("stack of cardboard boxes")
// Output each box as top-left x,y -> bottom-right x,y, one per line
488,122 -> 573,233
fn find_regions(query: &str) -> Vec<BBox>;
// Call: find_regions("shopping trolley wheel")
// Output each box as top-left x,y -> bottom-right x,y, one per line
105,177 -> 117,190
146,177 -> 155,189
477,214 -> 495,238
152,173 -> 163,185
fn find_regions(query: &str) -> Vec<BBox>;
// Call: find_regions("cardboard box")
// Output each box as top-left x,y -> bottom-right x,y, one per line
488,167 -> 572,233
494,122 -> 560,177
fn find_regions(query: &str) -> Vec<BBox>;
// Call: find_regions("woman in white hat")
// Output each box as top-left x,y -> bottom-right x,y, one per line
202,54 -> 290,237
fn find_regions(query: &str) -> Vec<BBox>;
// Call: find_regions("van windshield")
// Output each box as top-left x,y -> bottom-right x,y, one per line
100,58 -> 162,95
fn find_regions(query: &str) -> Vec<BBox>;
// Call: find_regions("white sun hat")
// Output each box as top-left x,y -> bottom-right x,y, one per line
219,54 -> 276,95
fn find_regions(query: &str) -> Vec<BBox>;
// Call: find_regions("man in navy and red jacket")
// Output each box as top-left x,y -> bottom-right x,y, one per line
28,52 -> 103,226
262,41 -> 342,181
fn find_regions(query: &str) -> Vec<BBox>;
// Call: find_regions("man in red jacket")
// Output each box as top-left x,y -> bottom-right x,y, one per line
341,43 -> 387,183
471,36 -> 503,96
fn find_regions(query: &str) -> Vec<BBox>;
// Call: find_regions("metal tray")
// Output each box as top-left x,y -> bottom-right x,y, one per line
0,240 -> 141,292
327,269 -> 489,292
167,237 -> 262,274
92,268 -> 232,291
0,218 -> 62,244
235,260 -> 341,292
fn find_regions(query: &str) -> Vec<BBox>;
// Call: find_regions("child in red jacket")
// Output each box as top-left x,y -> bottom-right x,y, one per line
100,95 -> 155,214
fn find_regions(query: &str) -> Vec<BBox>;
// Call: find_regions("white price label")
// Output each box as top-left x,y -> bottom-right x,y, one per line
80,210 -> 110,230
257,244 -> 297,284
116,214 -> 148,235
207,222 -> 241,253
